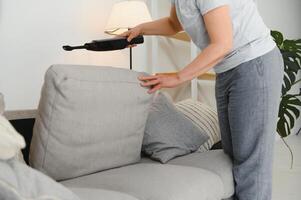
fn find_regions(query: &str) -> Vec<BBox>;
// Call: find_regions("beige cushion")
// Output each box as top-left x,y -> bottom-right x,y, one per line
175,99 -> 221,152
61,163 -> 224,200
30,65 -> 153,180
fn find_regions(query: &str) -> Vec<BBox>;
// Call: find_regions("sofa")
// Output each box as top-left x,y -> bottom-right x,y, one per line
2,65 -> 234,200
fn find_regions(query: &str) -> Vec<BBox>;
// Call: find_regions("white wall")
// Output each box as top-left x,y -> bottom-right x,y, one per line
257,0 -> 301,39
1,0 -> 300,115
0,0 -> 151,110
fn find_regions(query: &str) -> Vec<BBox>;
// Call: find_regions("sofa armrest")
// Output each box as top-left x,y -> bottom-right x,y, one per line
4,109 -> 37,121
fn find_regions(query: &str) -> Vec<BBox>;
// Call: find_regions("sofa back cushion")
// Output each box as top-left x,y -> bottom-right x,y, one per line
30,65 -> 153,180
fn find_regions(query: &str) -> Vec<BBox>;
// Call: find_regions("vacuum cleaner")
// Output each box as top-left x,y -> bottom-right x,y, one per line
62,35 -> 144,52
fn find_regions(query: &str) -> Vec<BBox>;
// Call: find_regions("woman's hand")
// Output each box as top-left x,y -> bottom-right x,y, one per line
138,73 -> 185,94
119,26 -> 143,48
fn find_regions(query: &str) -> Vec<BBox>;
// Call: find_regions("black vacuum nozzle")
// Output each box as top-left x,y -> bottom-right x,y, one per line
62,45 -> 77,51
62,36 -> 144,52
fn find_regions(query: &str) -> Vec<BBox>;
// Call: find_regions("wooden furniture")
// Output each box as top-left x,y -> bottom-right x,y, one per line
156,71 -> 216,81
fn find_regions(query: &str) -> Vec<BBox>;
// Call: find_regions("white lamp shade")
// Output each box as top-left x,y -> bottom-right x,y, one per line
105,1 -> 152,35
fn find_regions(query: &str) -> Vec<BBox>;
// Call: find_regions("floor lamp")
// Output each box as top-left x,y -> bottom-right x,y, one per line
104,1 -> 152,70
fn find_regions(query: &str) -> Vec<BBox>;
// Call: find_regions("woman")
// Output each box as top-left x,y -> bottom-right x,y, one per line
121,0 -> 283,200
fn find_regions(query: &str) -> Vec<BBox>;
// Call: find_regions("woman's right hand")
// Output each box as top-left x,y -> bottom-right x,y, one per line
119,25 -> 143,42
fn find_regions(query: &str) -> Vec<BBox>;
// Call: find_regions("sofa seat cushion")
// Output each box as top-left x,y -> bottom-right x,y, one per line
61,163 -> 224,200
30,65 -> 153,180
141,150 -> 234,199
70,188 -> 139,200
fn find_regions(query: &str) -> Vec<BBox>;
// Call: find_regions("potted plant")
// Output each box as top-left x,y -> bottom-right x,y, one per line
271,30 -> 301,168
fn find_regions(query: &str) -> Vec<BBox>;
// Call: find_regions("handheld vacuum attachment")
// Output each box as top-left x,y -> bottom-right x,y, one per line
63,36 -> 144,52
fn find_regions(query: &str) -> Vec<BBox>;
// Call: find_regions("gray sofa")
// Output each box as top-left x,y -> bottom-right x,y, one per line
3,65 -> 234,200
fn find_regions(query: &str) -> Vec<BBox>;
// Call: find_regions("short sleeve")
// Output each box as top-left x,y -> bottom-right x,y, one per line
170,0 -> 175,4
197,0 -> 229,15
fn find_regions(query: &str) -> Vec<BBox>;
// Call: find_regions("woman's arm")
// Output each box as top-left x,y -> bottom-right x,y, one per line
121,6 -> 183,41
139,6 -> 233,93
177,5 -> 233,82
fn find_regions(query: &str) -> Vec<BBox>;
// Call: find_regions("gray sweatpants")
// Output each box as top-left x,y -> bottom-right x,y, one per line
215,47 -> 284,200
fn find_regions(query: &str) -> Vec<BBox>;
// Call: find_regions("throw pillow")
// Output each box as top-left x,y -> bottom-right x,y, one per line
175,99 -> 221,152
142,92 -> 209,163
0,93 -> 26,163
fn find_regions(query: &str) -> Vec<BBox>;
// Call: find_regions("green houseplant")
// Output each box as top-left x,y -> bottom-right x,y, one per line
271,30 -> 301,168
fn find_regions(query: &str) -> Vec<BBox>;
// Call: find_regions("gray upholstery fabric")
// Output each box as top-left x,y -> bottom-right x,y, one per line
30,65 -> 153,180
0,159 -> 79,200
142,92 -> 209,163
61,163 -> 224,200
141,150 -> 234,199
70,188 -> 139,200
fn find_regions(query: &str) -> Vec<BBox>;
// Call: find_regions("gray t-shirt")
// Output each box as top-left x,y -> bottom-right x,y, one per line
171,0 -> 276,73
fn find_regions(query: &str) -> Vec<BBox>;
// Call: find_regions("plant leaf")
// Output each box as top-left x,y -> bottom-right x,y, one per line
286,104 -> 300,118
284,109 -> 295,128
277,116 -> 290,137
271,30 -> 284,48
288,98 -> 301,106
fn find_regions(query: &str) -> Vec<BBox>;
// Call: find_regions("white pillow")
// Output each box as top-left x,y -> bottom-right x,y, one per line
0,159 -> 79,200
175,99 -> 221,152
0,93 -> 26,161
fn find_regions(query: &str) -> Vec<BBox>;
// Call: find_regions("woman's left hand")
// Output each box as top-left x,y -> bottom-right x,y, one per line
138,73 -> 184,94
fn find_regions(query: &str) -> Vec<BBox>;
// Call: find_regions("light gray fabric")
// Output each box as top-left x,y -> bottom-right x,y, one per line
175,99 -> 221,152
169,150 -> 234,199
140,150 -> 234,199
142,92 -> 209,163
61,163 -> 224,200
0,159 -> 79,200
70,188 -> 139,200
171,0 -> 275,73
215,48 -> 283,200
30,64 -> 153,181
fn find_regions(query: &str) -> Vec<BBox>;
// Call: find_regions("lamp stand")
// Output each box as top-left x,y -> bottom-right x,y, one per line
130,46 -> 133,70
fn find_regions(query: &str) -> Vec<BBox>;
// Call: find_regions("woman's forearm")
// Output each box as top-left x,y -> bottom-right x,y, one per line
178,43 -> 231,82
138,17 -> 182,36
